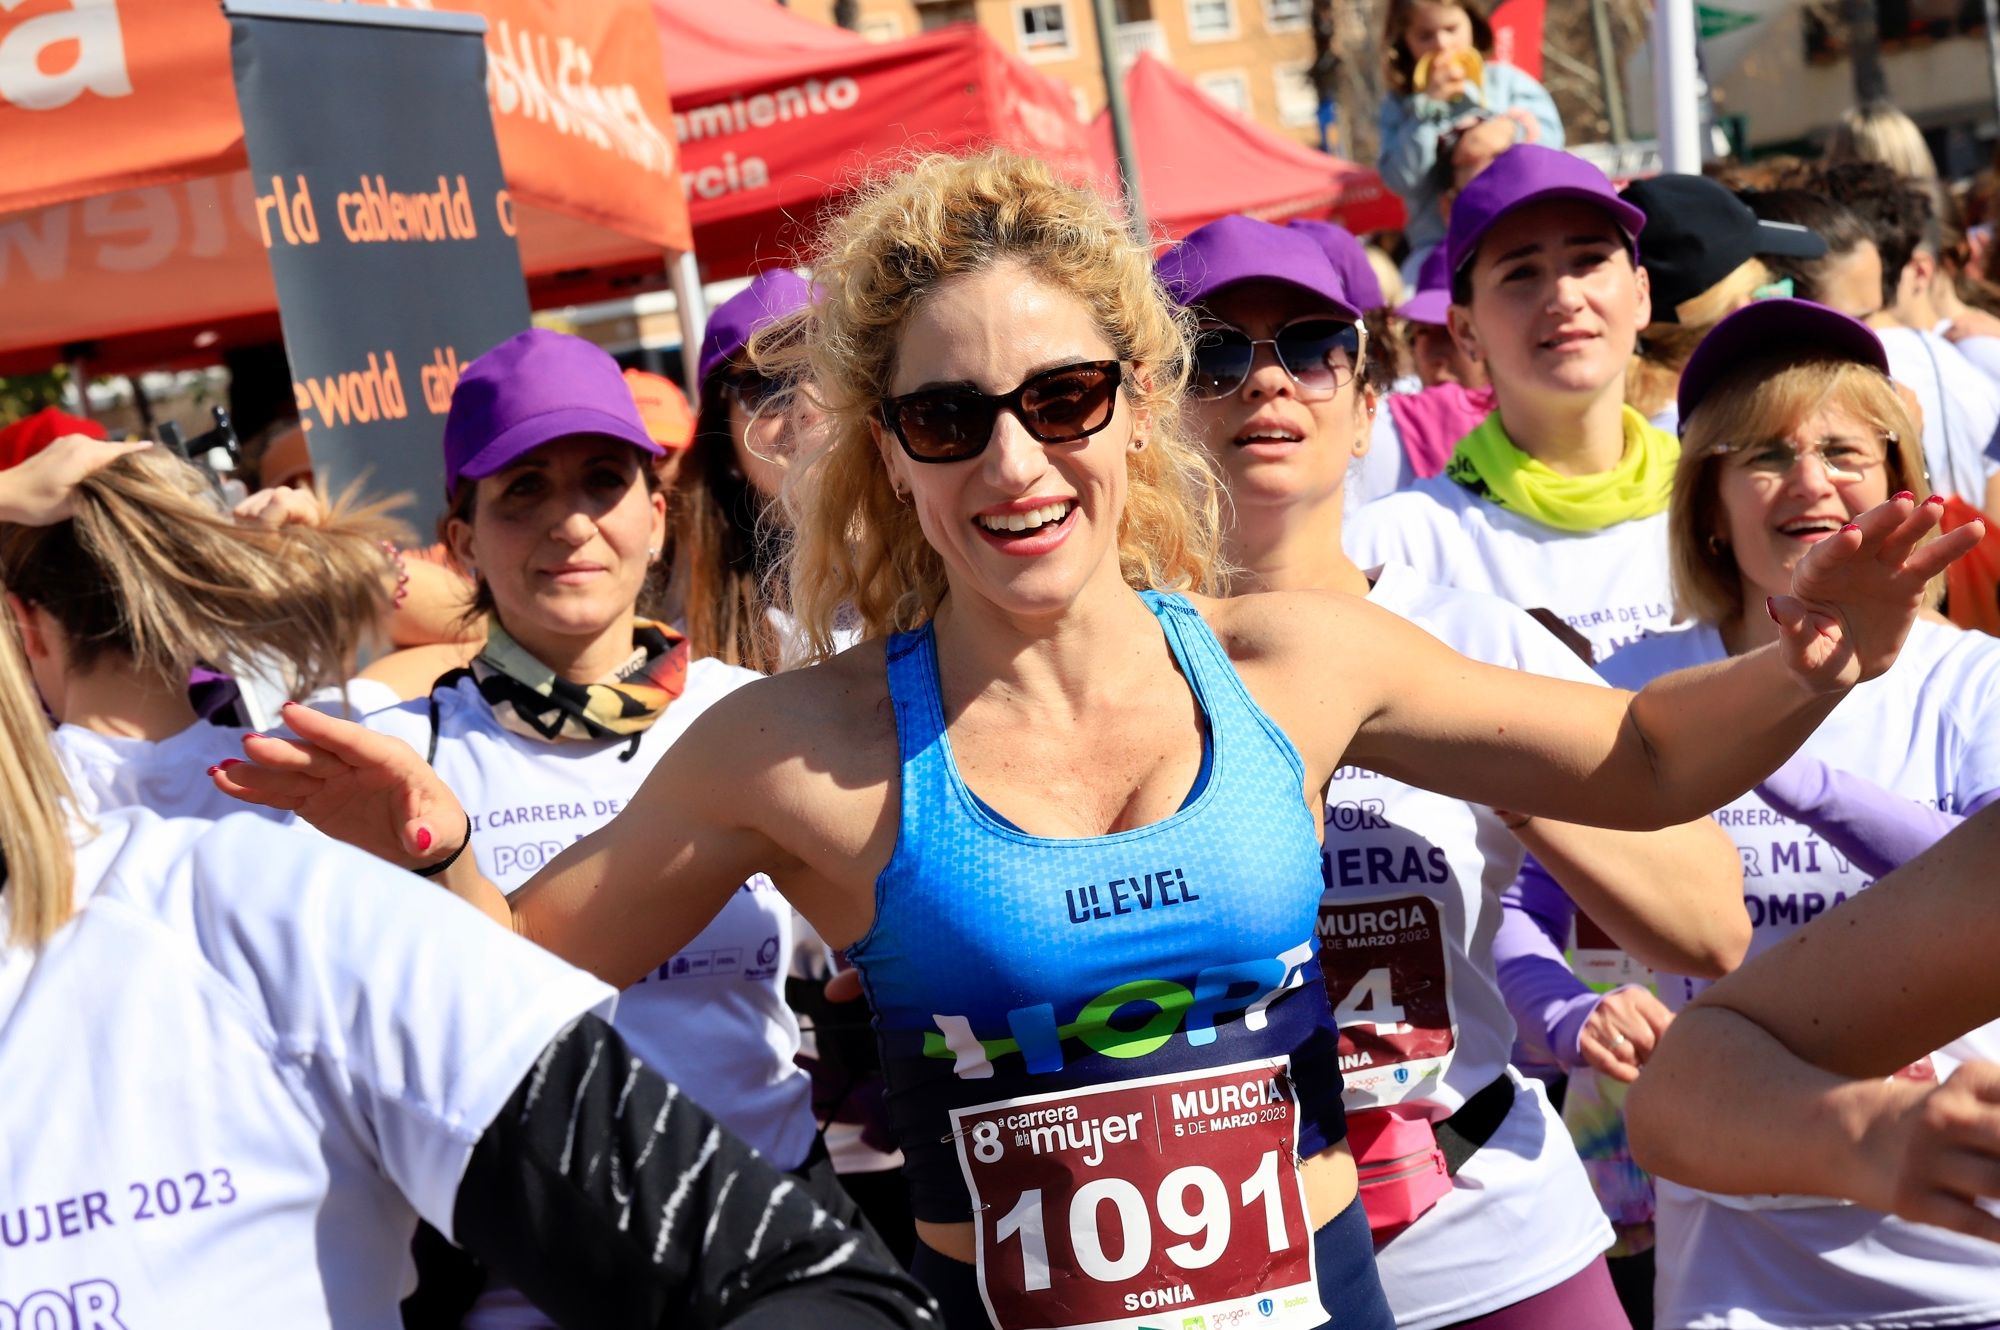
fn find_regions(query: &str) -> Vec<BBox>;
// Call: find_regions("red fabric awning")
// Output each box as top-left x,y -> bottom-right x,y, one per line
1089,54 -> 1405,241
659,10 -> 1096,278
0,0 -> 687,375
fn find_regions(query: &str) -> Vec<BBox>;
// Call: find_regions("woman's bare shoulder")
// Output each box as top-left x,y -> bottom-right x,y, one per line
691,640 -> 898,783
1183,587 -> 1384,664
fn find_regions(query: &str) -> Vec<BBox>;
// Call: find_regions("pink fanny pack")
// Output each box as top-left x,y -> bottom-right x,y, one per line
1346,1074 -> 1517,1241
1347,1106 -> 1453,1240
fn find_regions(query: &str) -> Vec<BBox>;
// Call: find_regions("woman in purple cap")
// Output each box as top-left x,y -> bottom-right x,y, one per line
669,268 -> 821,673
216,150 -> 1973,1330
1345,144 -> 1675,666
332,327 -> 824,1328
1164,212 -> 1742,1329
1521,300 -> 2000,1329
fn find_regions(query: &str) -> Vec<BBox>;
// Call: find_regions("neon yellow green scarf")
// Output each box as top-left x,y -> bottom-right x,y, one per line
1444,406 -> 1679,533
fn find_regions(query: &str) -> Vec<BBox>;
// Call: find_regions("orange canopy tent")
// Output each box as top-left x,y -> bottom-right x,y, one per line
0,0 -> 688,374
656,2 -> 1095,279
1088,53 -> 1405,241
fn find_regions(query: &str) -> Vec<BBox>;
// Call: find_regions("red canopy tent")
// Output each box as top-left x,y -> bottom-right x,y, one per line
0,0 -> 689,375
1089,54 -> 1405,241
657,3 -> 1096,278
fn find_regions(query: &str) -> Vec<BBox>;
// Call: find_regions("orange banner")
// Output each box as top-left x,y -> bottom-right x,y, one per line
0,0 -> 687,249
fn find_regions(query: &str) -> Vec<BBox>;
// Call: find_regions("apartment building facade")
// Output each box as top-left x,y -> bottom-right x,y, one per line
783,0 -> 1328,147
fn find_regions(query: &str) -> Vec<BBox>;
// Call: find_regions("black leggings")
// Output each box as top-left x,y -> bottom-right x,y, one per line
910,1194 -> 1395,1330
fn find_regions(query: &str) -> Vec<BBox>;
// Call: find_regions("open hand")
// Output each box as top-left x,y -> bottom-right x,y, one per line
0,434 -> 152,525
1773,494 -> 1982,693
211,700 -> 466,873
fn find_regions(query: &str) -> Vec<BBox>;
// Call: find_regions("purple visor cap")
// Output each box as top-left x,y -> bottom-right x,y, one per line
1677,299 -> 1889,434
1156,215 -> 1360,320
1288,219 -> 1385,313
1445,145 -> 1646,280
1396,247 -> 1453,326
443,328 -> 661,497
698,268 -> 816,392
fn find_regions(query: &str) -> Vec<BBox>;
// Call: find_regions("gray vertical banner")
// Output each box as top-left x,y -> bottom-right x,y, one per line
227,0 -> 530,523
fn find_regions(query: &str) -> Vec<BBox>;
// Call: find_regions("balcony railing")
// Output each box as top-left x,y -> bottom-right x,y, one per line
1114,20 -> 1170,65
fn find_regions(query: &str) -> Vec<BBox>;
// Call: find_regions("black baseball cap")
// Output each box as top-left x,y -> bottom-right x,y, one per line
1618,174 -> 1827,323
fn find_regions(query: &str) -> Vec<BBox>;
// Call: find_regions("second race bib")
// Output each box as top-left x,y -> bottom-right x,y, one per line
1318,894 -> 1456,1104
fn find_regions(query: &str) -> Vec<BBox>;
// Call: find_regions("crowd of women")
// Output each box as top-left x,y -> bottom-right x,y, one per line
5,120 -> 2000,1330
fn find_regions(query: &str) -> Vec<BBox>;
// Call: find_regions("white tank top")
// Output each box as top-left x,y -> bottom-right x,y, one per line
1329,564 -> 1611,1328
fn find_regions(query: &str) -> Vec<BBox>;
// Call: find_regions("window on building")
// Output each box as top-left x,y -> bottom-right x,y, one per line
1195,70 -> 1253,116
1273,61 -> 1318,126
1186,0 -> 1238,39
1016,1 -> 1075,55
1116,0 -> 1155,20
1264,0 -> 1308,29
919,0 -> 977,30
859,12 -> 904,39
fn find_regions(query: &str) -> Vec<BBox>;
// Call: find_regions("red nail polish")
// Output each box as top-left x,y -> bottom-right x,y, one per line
1925,493 -> 1947,506
206,765 -> 221,777
416,827 -> 433,853
1841,522 -> 1860,533
218,758 -> 243,770
1893,490 -> 1914,502
1766,596 -> 1780,624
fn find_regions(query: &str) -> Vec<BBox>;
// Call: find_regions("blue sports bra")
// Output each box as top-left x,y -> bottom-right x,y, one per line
848,591 -> 1349,1222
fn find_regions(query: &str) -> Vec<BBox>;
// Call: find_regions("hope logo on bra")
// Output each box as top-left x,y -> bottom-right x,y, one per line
924,940 -> 1316,1080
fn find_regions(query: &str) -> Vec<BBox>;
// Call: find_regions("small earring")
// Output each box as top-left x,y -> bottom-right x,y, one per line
1130,437 -> 1147,453
1706,534 -> 1726,555
648,548 -> 662,563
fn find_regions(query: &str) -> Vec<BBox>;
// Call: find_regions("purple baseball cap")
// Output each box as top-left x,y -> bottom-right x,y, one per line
1445,145 -> 1647,281
1156,215 -> 1360,320
1396,248 -> 1453,327
442,329 -> 661,497
697,268 -> 816,392
1288,219 -> 1385,313
1677,298 -> 1888,433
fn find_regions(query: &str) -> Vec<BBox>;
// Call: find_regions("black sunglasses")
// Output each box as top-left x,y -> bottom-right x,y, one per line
878,360 -> 1125,463
1190,318 -> 1365,400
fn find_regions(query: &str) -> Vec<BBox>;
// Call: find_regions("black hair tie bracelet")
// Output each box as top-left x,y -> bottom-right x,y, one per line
412,816 -> 473,879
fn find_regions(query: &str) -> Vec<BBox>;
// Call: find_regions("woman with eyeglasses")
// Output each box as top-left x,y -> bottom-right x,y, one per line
215,151 -> 1973,1330
325,328 -> 824,1329
1519,300 -> 2000,1330
1169,214 -> 1747,1330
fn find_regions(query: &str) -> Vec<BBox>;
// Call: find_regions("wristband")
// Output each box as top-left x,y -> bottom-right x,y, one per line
412,815 -> 472,879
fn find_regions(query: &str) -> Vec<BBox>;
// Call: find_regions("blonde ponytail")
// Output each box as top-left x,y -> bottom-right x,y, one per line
0,606 -> 75,946
0,450 -> 409,699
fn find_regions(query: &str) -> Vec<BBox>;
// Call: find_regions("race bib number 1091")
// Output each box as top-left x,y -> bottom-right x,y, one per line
951,1060 -> 1324,1330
